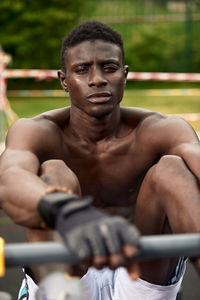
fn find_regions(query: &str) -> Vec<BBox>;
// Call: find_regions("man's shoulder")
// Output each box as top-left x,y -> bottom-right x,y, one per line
120,107 -> 198,152
33,107 -> 70,127
120,107 -> 191,128
12,107 -> 70,132
120,106 -> 166,127
120,107 -> 195,139
6,107 -> 70,152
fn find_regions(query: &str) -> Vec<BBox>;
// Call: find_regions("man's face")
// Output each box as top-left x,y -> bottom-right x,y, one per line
59,40 -> 128,118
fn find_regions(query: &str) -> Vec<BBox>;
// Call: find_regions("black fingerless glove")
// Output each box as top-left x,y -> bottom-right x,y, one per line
38,192 -> 104,229
38,192 -> 140,260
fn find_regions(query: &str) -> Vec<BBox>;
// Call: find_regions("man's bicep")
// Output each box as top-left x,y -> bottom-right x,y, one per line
0,148 -> 40,174
162,117 -> 200,179
151,116 -> 200,179
5,118 -> 42,151
158,116 -> 199,153
169,141 -> 200,180
1,119 -> 42,172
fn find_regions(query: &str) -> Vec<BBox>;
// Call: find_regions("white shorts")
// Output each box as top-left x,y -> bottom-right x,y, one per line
18,258 -> 186,300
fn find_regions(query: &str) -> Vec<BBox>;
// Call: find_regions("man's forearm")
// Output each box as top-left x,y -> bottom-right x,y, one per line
0,166 -> 48,228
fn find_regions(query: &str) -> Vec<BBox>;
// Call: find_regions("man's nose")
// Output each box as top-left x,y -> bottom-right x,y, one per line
88,69 -> 107,87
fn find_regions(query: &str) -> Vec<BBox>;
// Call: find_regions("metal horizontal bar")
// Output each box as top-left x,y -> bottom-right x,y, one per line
5,233 -> 200,267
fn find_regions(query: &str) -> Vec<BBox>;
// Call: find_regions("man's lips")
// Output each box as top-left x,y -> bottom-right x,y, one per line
87,92 -> 112,103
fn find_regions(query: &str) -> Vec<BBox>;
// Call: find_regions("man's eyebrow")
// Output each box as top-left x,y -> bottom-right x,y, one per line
102,59 -> 120,65
72,62 -> 91,68
72,59 -> 120,69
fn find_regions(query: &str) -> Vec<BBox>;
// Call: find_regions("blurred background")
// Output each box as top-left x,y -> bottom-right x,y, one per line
0,0 -> 200,298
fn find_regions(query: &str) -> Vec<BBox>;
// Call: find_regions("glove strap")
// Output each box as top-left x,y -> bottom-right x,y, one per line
38,192 -> 79,228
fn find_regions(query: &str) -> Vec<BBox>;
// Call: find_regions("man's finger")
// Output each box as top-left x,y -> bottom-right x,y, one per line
65,230 -> 91,260
127,262 -> 141,280
99,221 -> 122,254
86,225 -> 107,257
108,253 -> 125,269
119,223 -> 140,249
123,245 -> 139,258
93,255 -> 108,269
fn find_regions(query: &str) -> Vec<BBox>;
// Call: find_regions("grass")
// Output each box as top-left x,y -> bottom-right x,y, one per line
122,91 -> 200,133
8,91 -> 200,118
122,90 -> 200,114
8,90 -> 200,134
8,97 -> 70,118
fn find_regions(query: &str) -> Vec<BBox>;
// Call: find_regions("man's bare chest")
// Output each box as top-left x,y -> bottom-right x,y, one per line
61,139 -> 156,209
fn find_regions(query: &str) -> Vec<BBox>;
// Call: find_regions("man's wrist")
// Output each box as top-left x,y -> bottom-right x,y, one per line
38,191 -> 79,229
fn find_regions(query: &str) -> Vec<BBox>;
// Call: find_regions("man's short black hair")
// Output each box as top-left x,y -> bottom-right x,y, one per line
61,21 -> 125,71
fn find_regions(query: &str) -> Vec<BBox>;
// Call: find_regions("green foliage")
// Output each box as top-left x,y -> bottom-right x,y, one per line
1,0 -> 200,75
125,25 -> 188,72
193,37 -> 200,72
125,27 -> 169,72
0,0 -> 89,69
83,0 -> 200,73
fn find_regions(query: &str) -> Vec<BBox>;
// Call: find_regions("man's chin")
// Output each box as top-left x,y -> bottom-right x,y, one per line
86,104 -> 117,119
88,108 -> 113,119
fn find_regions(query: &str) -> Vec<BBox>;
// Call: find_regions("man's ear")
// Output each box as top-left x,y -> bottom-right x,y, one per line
57,70 -> 68,92
123,65 -> 128,87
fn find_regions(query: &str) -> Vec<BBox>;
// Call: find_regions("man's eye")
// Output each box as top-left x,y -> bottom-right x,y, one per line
75,67 -> 88,74
104,65 -> 118,72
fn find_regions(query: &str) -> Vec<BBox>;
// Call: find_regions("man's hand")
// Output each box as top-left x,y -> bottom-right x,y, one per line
38,192 -> 140,271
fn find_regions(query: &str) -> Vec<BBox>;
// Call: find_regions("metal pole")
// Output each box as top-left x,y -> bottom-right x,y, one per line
185,0 -> 193,72
4,233 -> 200,267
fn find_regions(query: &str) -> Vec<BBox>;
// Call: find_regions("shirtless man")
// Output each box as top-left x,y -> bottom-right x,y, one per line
0,21 -> 200,300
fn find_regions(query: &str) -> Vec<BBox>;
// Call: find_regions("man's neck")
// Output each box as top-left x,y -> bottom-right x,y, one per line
68,106 -> 121,143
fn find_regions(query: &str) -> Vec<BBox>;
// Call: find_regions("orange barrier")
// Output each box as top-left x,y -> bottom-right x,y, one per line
3,69 -> 200,82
